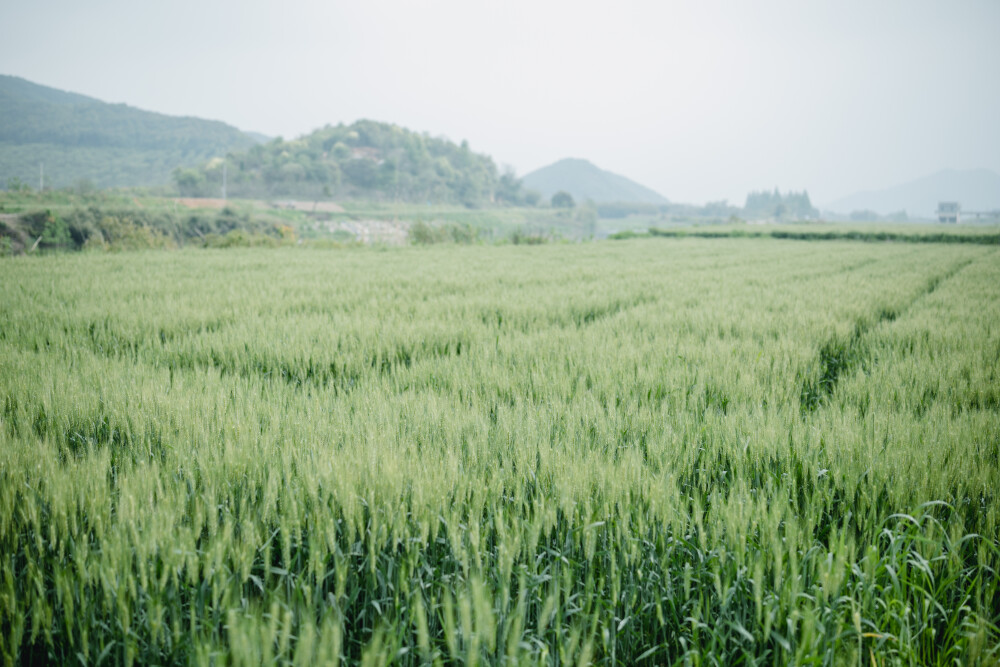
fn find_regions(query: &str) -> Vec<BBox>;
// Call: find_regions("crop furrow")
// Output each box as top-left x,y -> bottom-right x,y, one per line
800,258 -> 974,413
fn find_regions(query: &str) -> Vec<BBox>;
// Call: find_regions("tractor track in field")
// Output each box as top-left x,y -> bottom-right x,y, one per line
799,256 -> 975,414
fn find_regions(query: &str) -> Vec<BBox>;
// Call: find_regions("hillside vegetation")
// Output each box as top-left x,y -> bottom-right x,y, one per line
0,188 -> 605,254
0,75 -> 258,189
175,120 -> 529,207
0,190 -> 301,254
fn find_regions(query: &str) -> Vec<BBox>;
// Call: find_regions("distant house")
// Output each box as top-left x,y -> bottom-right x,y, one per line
937,202 -> 960,224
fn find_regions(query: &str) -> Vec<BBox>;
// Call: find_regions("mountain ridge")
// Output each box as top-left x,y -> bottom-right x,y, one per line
0,74 -> 259,189
521,158 -> 668,204
826,168 -> 1000,217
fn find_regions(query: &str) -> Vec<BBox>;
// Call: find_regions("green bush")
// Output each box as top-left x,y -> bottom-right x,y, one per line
509,228 -> 548,245
202,229 -> 280,248
95,216 -> 174,251
410,220 -> 478,245
21,210 -> 73,250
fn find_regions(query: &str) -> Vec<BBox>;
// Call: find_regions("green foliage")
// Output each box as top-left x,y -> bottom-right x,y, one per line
0,242 -> 999,664
608,229 -> 643,240
201,229 -> 280,248
178,120 -> 523,206
551,190 -> 575,208
646,224 -> 1000,245
495,168 -> 524,205
523,189 -> 542,206
93,216 -> 175,251
21,210 -> 72,250
5,176 -> 31,194
743,188 -> 818,220
172,168 -> 208,197
0,199 -> 291,254
508,228 -> 549,244
409,220 -> 478,244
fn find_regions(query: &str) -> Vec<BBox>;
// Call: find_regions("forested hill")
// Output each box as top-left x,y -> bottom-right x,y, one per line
175,120 -> 527,206
0,75 -> 258,189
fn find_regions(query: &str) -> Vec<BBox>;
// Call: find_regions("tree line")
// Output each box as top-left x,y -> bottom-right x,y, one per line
743,189 -> 819,219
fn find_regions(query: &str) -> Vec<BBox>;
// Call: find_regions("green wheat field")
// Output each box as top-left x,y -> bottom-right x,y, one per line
1,238 -> 998,665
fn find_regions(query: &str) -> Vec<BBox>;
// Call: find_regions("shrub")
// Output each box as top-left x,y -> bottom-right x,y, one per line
202,229 -> 279,248
410,221 -> 478,245
96,216 -> 175,251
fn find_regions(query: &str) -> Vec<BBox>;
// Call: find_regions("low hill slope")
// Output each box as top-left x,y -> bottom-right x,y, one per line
826,168 -> 1000,217
521,158 -> 668,204
0,75 -> 258,189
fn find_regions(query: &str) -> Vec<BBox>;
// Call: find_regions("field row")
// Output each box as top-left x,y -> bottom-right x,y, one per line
1,239 -> 998,665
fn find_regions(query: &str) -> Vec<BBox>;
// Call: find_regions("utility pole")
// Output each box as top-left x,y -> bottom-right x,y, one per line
222,161 -> 227,201
39,163 -> 43,192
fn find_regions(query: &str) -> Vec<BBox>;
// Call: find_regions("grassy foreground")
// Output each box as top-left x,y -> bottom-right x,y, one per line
1,239 -> 998,665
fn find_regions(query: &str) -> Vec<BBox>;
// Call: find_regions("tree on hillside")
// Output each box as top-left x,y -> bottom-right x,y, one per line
173,168 -> 207,197
552,191 -> 575,208
496,168 -> 524,205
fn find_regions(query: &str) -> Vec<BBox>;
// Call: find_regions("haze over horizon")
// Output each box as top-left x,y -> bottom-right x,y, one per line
2,0 -> 998,206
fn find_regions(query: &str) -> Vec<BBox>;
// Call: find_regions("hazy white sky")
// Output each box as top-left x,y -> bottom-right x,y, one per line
2,0 -> 998,205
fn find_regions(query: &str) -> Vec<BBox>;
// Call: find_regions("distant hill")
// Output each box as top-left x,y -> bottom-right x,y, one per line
521,158 -> 668,204
826,169 -> 1000,218
177,119 -> 522,206
0,75 -> 259,189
